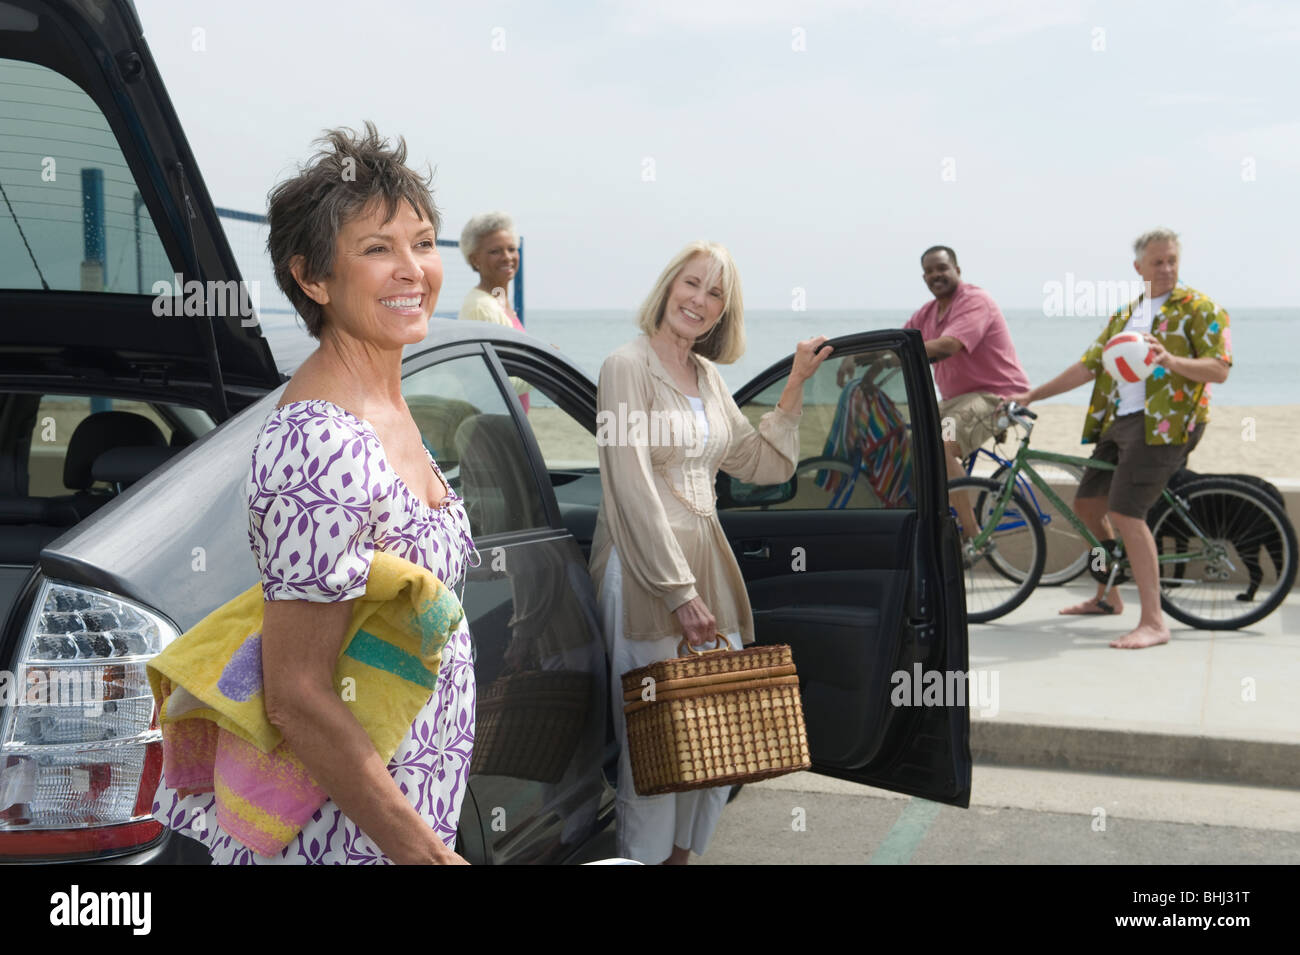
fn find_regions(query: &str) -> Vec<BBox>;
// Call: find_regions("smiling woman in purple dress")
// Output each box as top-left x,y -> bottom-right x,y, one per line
152,123 -> 478,865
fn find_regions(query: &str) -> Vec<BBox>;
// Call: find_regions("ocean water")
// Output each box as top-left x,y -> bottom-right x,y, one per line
517,308 -> 1299,406
258,307 -> 1298,407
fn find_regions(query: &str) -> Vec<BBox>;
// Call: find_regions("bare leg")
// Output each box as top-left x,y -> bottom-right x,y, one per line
1059,495 -> 1125,615
1107,512 -> 1169,648
944,441 -> 979,539
662,845 -> 690,865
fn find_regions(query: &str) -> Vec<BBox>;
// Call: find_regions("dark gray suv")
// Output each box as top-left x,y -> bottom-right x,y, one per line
0,0 -> 971,865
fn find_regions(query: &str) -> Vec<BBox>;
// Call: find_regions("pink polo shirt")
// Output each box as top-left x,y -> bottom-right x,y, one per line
904,282 -> 1030,401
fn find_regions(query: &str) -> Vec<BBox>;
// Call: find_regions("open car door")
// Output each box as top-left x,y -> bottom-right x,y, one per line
717,330 -> 971,806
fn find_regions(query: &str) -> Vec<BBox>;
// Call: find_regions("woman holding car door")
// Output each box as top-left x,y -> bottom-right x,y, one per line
590,239 -> 832,864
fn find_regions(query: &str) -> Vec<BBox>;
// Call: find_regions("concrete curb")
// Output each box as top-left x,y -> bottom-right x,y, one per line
972,719 -> 1300,790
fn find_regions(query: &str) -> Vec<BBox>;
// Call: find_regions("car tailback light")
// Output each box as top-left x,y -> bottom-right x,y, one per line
0,580 -> 179,860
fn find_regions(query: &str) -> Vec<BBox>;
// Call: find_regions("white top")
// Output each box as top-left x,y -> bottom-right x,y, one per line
1116,291 -> 1170,416
686,395 -> 710,441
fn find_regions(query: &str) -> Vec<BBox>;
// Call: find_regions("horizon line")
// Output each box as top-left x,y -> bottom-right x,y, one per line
521,304 -> 1297,313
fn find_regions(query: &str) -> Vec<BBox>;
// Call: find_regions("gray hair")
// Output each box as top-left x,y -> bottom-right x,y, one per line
1134,228 -> 1180,260
266,122 -> 440,338
460,211 -> 517,269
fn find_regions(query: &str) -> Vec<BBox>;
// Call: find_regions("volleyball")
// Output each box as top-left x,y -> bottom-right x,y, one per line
1102,332 -> 1156,383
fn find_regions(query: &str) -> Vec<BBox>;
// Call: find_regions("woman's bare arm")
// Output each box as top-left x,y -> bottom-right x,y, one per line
260,598 -> 467,865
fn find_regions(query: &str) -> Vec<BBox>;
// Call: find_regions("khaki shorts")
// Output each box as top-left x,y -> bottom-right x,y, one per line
938,392 -> 1003,460
1076,413 -> 1204,519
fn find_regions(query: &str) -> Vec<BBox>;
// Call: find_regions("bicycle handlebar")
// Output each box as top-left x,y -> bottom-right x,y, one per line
993,400 -> 1038,437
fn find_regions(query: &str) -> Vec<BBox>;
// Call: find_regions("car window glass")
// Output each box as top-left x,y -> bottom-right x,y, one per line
28,396 -> 173,496
497,367 -> 600,510
491,356 -> 603,519
723,346 -> 917,511
402,354 -> 547,536
0,59 -> 173,293
521,389 -> 598,473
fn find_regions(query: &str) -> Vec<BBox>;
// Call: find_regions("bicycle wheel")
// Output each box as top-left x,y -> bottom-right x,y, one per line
1148,477 -> 1297,629
949,476 -> 1046,623
990,460 -> 1089,585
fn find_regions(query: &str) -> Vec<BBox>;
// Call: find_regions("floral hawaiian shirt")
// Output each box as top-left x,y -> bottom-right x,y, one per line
1079,285 -> 1232,446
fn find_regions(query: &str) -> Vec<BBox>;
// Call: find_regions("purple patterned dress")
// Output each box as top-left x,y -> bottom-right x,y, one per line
152,399 -> 478,864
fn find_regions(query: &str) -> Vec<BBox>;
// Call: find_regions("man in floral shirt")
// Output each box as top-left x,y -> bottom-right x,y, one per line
1009,229 -> 1232,649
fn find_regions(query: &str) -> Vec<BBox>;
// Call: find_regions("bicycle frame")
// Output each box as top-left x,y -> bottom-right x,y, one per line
964,443 -> 1224,577
963,446 -> 1059,531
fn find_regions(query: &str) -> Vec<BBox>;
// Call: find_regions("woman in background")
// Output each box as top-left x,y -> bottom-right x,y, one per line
459,211 -> 528,411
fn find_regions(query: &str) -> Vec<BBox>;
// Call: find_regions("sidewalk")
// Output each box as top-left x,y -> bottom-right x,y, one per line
966,581 -> 1300,789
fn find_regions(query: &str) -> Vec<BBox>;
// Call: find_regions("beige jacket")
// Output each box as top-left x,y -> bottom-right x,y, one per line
590,335 -> 801,643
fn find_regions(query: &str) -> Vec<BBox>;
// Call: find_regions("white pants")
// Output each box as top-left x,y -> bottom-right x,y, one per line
601,547 -> 740,864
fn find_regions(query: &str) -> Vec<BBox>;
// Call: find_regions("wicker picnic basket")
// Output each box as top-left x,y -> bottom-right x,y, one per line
621,639 -> 810,796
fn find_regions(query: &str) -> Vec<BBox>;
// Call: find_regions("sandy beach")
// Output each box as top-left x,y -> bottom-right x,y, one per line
991,404 -> 1300,484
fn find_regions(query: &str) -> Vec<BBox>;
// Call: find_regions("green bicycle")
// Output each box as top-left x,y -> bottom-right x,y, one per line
950,403 -> 1298,627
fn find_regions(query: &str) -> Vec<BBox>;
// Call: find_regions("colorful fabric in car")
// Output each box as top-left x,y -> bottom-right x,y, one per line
147,551 -> 464,856
816,378 -> 915,508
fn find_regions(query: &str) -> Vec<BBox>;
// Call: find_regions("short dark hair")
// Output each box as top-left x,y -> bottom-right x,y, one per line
266,122 -> 440,338
921,245 -> 959,270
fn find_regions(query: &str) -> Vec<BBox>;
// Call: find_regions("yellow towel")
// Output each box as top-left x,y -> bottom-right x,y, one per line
148,551 -> 464,855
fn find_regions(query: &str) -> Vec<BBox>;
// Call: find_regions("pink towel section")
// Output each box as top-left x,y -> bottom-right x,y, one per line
159,718 -> 218,796
213,731 -> 326,856
157,680 -> 326,855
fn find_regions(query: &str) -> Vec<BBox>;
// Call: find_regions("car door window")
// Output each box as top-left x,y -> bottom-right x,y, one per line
516,391 -> 600,516
401,354 -> 547,536
518,389 -> 599,477
723,346 -> 916,511
491,351 -> 602,553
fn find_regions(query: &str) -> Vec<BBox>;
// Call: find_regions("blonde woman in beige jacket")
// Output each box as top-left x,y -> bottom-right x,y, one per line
592,240 -> 831,864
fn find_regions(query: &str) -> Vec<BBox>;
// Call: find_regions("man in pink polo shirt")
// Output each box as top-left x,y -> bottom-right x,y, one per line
907,246 -> 1030,480
910,246 -> 1030,551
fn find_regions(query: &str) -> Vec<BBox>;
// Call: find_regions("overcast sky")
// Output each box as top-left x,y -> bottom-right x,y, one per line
132,0 -> 1299,310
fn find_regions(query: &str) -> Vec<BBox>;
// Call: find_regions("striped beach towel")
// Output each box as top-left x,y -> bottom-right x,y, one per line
147,551 -> 463,856
815,378 -> 915,508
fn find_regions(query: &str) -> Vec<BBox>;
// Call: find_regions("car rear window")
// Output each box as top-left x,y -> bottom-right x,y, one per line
0,58 -> 172,293
26,395 -> 212,496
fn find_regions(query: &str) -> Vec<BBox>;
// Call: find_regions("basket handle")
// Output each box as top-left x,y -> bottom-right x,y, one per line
676,633 -> 731,657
